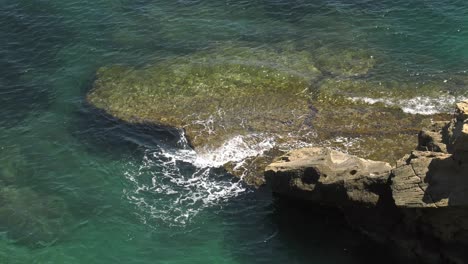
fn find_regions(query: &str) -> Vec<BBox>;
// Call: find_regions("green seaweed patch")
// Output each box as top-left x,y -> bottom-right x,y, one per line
88,47 -> 322,149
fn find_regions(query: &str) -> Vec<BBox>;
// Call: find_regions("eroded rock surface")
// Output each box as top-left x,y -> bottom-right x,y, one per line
448,101 -> 468,159
392,100 -> 468,208
391,151 -> 468,208
265,147 -> 392,207
417,121 -> 450,153
266,100 -> 468,209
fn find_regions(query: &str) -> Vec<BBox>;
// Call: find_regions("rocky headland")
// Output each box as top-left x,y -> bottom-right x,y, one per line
265,101 -> 468,263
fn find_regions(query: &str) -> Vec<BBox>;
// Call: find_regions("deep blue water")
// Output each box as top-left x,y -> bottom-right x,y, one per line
1,0 -> 468,263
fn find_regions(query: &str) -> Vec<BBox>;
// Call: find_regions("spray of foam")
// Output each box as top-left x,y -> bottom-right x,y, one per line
350,95 -> 468,115
323,136 -> 363,155
123,134 -> 275,226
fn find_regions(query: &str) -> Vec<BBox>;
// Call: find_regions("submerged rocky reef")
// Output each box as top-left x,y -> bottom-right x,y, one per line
86,43 -> 461,185
0,145 -> 72,248
87,45 -> 321,151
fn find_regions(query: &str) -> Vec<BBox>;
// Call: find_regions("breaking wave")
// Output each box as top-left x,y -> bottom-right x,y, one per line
123,134 -> 275,226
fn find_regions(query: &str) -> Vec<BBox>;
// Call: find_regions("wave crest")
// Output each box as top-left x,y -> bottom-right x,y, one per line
123,134 -> 274,226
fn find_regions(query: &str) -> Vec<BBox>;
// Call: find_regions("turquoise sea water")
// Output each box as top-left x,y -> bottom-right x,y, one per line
2,1 -> 468,263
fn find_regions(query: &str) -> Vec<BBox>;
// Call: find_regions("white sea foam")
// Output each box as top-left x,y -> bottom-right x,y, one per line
123,134 -> 275,226
350,95 -> 468,115
321,136 -> 362,155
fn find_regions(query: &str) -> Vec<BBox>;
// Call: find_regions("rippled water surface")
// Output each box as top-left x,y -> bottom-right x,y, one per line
2,0 -> 468,263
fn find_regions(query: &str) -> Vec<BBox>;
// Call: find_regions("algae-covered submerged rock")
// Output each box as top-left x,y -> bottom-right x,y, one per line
318,77 -> 468,115
0,186 -> 71,247
311,98 -> 438,163
310,77 -> 456,163
0,145 -> 73,247
0,145 -> 27,186
88,46 -> 322,150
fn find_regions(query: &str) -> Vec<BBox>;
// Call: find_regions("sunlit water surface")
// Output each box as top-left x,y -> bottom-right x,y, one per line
2,0 -> 468,263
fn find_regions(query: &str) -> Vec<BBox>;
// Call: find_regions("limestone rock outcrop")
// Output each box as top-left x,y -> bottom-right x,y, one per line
265,147 -> 392,207
416,121 -> 449,153
391,150 -> 468,208
448,101 -> 468,159
392,100 -> 468,208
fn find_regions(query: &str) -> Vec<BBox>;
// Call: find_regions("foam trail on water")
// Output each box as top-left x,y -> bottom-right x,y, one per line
123,134 -> 275,226
350,95 -> 468,115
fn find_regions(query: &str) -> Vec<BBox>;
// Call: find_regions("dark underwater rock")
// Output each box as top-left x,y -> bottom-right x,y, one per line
0,145 -> 72,248
0,145 -> 27,186
0,186 -> 71,247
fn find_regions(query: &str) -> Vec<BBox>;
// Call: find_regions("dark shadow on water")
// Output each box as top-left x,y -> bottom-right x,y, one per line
220,189 -> 402,264
0,1 -> 77,128
72,101 -> 186,159
0,57 -> 51,128
270,196 -> 400,264
71,64 -> 189,159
